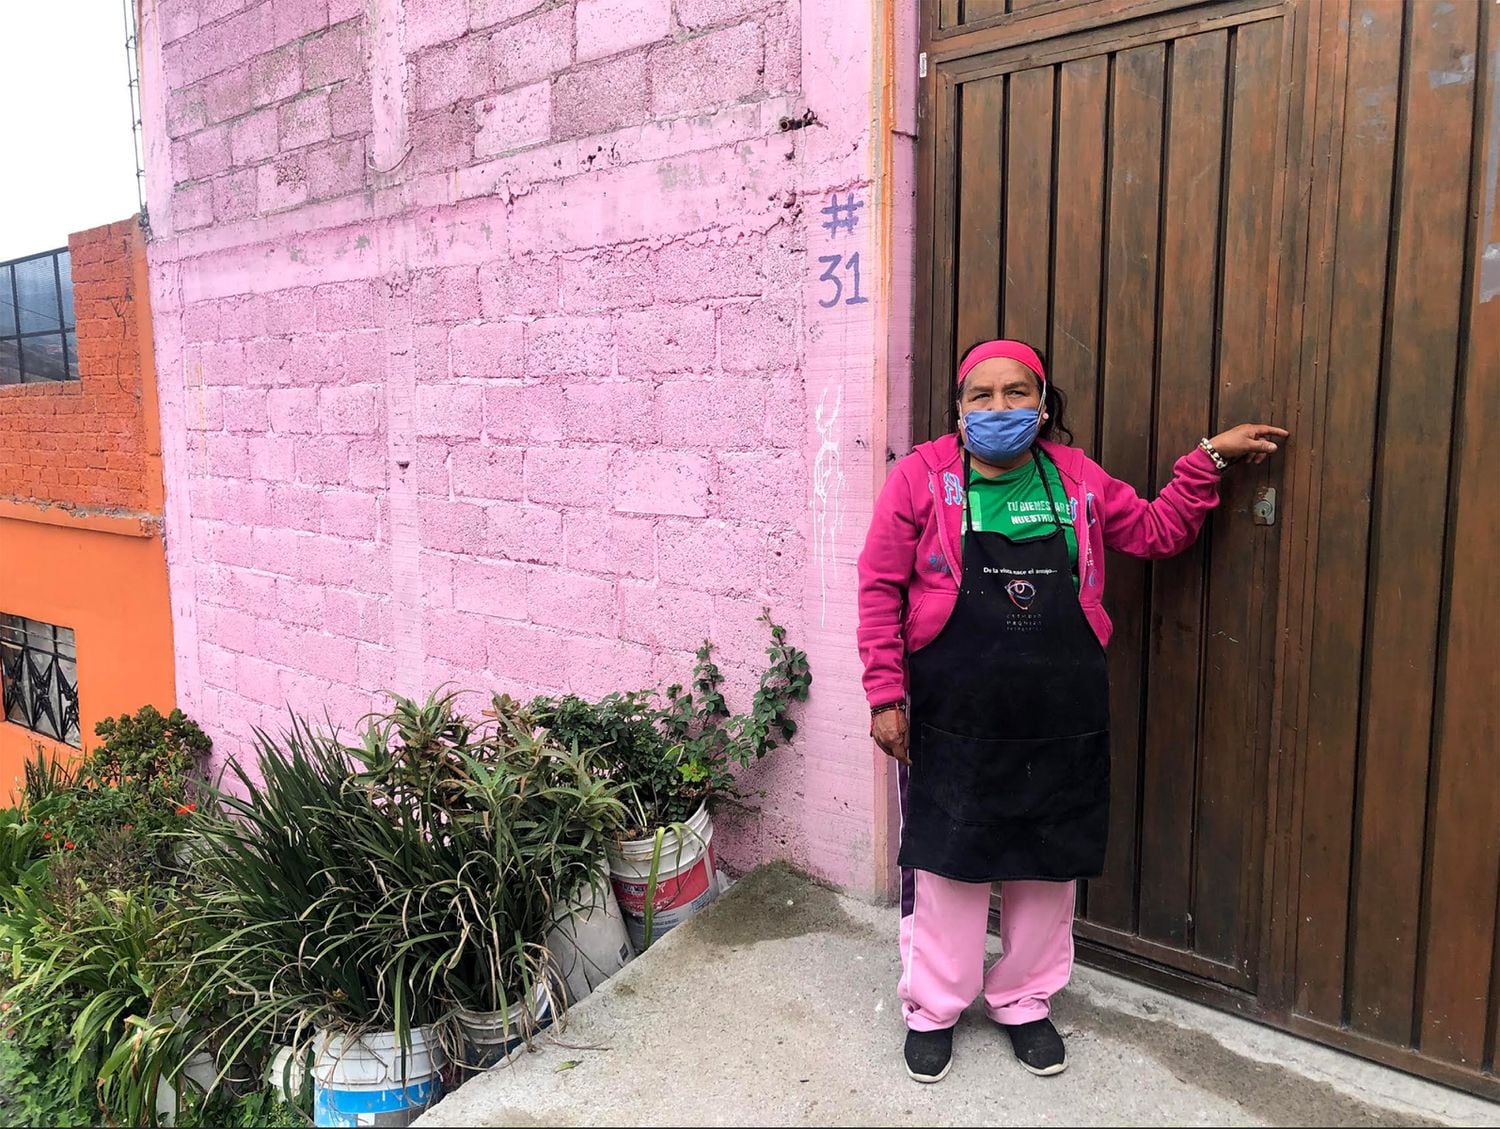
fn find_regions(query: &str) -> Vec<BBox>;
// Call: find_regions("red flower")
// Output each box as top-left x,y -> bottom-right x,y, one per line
175,803 -> 196,815
41,832 -> 51,841
64,841 -> 75,850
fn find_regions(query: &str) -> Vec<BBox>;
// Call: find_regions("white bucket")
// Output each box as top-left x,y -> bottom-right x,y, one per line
267,1044 -> 311,1104
606,803 -> 720,951
312,1027 -> 444,1128
154,1050 -> 217,1127
546,865 -> 635,1006
454,982 -> 553,1070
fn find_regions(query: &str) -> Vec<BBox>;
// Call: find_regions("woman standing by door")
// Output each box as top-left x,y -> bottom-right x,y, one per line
857,339 -> 1286,1083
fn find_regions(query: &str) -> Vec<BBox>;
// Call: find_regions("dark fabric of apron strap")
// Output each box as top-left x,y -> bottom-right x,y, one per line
961,448 -> 976,537
1032,447 -> 1066,532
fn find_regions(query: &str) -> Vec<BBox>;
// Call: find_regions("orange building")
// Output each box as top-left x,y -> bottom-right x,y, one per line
0,217 -> 175,795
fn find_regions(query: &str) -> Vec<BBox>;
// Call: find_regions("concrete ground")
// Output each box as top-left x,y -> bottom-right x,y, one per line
418,865 -> 1500,1127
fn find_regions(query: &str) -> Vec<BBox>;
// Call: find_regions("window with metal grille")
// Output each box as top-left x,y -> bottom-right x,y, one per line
0,614 -> 80,747
0,247 -> 78,386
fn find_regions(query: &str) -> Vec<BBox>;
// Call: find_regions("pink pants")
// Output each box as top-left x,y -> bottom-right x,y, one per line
898,868 -> 1077,1031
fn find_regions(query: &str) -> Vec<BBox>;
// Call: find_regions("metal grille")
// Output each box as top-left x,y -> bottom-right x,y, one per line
0,614 -> 80,747
0,247 -> 78,386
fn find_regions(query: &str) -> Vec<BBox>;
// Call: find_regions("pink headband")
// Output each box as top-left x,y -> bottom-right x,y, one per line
957,340 -> 1047,388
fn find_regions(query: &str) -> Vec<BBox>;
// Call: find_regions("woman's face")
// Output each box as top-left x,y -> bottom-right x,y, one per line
957,357 -> 1043,427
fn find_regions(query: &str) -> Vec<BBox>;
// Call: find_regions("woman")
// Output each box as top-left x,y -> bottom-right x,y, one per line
856,339 -> 1286,1083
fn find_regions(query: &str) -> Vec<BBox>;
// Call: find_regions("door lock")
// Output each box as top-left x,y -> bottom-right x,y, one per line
1252,487 -> 1276,526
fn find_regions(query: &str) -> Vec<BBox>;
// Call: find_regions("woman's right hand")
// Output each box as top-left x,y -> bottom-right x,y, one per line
871,706 -> 910,765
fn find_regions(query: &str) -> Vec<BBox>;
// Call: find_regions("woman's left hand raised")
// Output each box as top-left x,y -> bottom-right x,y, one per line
1208,423 -> 1289,466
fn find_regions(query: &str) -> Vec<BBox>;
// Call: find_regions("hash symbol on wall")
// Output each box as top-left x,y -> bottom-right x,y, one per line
820,193 -> 863,236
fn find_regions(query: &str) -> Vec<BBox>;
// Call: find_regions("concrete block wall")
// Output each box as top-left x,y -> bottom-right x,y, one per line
139,0 -> 915,895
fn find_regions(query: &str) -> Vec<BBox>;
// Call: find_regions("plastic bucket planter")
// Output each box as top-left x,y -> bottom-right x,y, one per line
154,1048 -> 217,1127
606,803 -> 721,951
312,1027 -> 444,1128
455,981 -> 554,1070
546,864 -> 635,1006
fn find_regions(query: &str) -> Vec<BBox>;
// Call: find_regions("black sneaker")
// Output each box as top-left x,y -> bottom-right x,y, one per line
904,1025 -> 954,1083
1001,1016 -> 1067,1076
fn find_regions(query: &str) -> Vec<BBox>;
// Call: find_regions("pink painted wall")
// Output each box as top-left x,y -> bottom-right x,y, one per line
138,0 -> 916,897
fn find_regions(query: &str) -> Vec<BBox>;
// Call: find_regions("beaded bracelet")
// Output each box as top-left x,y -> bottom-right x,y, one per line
870,702 -> 904,719
1198,436 -> 1229,472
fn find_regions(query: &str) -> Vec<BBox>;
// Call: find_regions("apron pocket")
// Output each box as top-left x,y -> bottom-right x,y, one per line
916,723 -> 1109,826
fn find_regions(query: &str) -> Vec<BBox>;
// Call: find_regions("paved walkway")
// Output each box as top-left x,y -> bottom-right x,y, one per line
418,864 -> 1499,1127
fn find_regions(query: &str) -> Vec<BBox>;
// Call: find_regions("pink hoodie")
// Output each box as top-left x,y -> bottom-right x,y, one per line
856,434 -> 1224,709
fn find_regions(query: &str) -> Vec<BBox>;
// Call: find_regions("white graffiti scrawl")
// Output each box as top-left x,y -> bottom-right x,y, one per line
811,384 -> 847,626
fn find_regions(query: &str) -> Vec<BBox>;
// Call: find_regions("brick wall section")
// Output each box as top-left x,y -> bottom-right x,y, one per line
0,218 -> 160,516
144,0 -> 895,890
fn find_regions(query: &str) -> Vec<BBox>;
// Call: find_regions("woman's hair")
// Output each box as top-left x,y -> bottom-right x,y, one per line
954,339 -> 1074,445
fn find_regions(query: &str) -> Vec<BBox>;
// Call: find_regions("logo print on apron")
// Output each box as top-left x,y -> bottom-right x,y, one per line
1005,579 -> 1037,610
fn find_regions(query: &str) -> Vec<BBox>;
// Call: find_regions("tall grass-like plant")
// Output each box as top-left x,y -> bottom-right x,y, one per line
183,714 -> 432,1068
186,696 -> 630,1074
0,878 -> 197,1128
20,743 -> 75,808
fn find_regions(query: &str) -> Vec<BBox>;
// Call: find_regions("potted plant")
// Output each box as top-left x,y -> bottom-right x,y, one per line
347,691 -> 632,1066
185,691 -> 633,1118
183,715 -> 449,1127
534,612 -> 811,950
0,714 -> 232,1129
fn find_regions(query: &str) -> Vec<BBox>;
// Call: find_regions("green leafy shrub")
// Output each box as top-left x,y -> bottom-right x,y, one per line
0,708 -> 221,1129
28,707 -> 211,887
0,978 -> 94,1127
0,880 -> 204,1128
535,612 -> 811,838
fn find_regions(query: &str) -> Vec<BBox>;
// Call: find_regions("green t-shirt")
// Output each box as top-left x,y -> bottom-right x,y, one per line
964,454 -> 1079,582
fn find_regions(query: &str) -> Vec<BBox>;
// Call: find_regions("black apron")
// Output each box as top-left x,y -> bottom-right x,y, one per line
897,449 -> 1111,883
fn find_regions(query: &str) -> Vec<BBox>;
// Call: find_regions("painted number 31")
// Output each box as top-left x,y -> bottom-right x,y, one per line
817,253 -> 870,309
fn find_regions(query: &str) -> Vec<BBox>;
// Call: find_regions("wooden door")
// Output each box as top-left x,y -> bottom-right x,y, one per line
1275,0 -> 1500,1095
917,0 -> 1299,994
916,0 -> 1500,1100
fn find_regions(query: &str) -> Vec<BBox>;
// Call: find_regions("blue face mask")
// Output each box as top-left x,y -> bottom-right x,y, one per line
961,407 -> 1041,464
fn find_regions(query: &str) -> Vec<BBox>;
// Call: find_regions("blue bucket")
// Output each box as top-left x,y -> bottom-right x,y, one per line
312,1028 -> 444,1128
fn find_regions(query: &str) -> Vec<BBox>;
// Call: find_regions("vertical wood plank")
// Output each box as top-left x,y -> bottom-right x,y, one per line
1003,66 -> 1055,346
922,76 -> 961,442
940,0 -> 962,33
1051,55 -> 1109,455
1261,0 -> 1327,1017
1193,18 -> 1281,972
1137,29 -> 1227,948
1417,4 -> 1499,1069
1086,42 -> 1165,934
956,77 -> 1005,362
1292,0 -> 1402,1026
1347,0 -> 1477,1047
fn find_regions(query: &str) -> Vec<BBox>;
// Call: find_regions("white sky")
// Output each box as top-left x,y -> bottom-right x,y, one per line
0,0 -> 142,262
